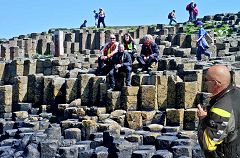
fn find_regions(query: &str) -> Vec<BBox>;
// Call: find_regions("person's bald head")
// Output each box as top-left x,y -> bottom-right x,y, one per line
206,65 -> 231,95
207,65 -> 231,85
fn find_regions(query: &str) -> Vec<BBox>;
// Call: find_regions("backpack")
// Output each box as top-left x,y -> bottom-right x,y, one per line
186,4 -> 190,11
168,12 -> 172,19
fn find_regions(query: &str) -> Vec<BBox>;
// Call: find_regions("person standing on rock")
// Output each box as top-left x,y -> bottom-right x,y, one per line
97,34 -> 119,75
97,8 -> 106,28
197,64 -> 240,158
196,21 -> 214,61
108,44 -> 132,91
93,10 -> 99,28
186,0 -> 195,22
168,10 -> 177,25
193,3 -> 198,22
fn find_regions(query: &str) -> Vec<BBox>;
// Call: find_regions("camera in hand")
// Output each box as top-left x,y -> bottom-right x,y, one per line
196,92 -> 211,107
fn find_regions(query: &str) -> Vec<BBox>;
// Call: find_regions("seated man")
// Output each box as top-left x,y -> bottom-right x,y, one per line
122,33 -> 137,62
137,34 -> 159,72
108,44 -> 132,90
97,34 -> 119,75
80,20 -> 87,29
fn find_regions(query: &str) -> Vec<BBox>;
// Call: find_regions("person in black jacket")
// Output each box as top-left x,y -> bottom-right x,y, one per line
186,0 -> 195,22
137,34 -> 159,72
197,65 -> 240,158
108,44 -> 132,91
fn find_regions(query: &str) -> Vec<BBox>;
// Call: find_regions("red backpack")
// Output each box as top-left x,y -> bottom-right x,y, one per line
186,4 -> 190,11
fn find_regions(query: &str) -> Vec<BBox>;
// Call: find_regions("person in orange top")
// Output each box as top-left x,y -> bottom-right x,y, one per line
97,34 -> 119,75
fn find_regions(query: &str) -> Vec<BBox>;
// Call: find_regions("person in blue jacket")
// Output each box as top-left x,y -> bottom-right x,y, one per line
108,44 -> 132,91
137,34 -> 159,72
196,21 -> 214,61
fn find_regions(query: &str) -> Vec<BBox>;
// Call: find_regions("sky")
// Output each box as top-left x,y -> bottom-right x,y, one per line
0,0 -> 239,39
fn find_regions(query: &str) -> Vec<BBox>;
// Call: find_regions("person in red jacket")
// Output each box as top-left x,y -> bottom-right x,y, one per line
97,34 -> 119,75
193,3 -> 198,22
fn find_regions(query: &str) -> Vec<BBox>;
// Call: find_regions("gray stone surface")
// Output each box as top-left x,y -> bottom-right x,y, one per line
0,12 -> 240,158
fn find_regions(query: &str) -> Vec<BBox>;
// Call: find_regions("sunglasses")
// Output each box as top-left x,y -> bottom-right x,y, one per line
206,79 -> 221,84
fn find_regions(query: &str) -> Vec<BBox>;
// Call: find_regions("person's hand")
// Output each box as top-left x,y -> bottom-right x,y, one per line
144,56 -> 149,61
197,104 -> 207,120
211,39 -> 214,44
116,64 -> 122,68
100,56 -> 107,60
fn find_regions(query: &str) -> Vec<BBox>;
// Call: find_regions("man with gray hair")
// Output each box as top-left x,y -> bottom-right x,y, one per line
136,34 -> 159,72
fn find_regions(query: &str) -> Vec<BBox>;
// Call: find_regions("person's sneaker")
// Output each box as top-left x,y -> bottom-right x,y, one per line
141,68 -> 148,72
147,68 -> 152,73
126,84 -> 131,87
135,68 -> 141,74
107,88 -> 114,91
107,86 -> 116,91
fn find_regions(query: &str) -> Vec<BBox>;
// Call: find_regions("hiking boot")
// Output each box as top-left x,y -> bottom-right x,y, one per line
126,83 -> 131,87
108,85 -> 115,91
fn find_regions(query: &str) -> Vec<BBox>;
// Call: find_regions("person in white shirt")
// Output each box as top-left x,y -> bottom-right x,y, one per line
97,8 -> 106,28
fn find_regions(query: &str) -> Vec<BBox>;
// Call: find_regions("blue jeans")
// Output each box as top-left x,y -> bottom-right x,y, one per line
189,11 -> 194,22
196,46 -> 212,61
169,18 -> 177,25
108,65 -> 132,88
97,57 -> 112,75
137,54 -> 158,71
